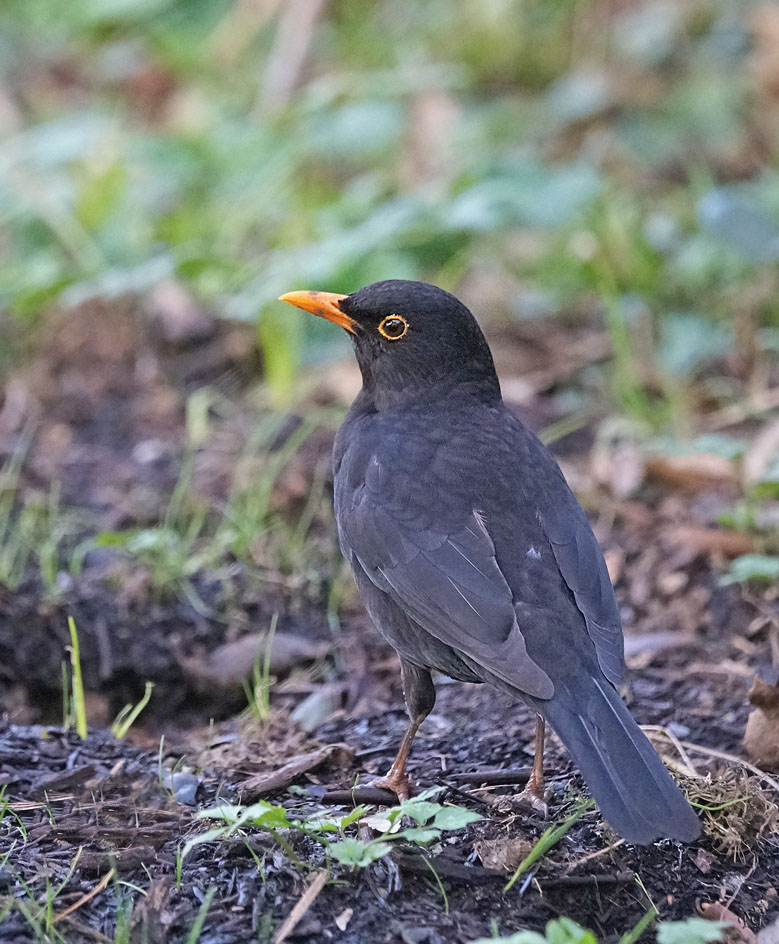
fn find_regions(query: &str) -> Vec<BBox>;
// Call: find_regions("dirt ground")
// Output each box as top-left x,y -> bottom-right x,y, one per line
1,299 -> 778,943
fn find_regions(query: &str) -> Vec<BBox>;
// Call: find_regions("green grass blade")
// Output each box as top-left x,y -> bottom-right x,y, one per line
67,616 -> 88,739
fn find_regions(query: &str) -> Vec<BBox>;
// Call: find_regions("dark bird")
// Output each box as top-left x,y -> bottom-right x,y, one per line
280,280 -> 700,845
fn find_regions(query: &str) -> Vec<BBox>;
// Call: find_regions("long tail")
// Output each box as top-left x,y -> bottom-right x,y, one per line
539,676 -> 700,844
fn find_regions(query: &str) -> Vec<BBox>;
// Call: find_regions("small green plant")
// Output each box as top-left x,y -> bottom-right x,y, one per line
63,616 -> 88,740
505,798 -> 593,892
242,613 -> 278,724
181,789 -> 481,874
721,553 -> 779,585
2,848 -> 83,944
468,915 -> 725,944
184,886 -> 217,944
111,681 -> 154,739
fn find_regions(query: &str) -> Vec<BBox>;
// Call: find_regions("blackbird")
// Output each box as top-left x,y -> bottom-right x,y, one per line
280,280 -> 700,845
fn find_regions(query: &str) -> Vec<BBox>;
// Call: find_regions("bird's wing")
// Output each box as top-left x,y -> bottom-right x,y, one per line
541,498 -> 625,687
337,454 -> 554,700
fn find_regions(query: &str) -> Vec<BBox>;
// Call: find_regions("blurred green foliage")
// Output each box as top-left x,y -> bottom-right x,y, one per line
1,0 -> 778,404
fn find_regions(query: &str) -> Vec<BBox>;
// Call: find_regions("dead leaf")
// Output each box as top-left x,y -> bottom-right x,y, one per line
591,440 -> 646,498
474,836 -> 532,872
624,631 -> 696,661
645,453 -> 738,495
693,848 -> 717,874
335,908 -> 353,932
669,526 -> 755,559
238,743 -> 353,798
129,879 -> 176,944
744,674 -> 779,770
743,417 -> 779,487
273,869 -> 328,944
700,901 -> 758,943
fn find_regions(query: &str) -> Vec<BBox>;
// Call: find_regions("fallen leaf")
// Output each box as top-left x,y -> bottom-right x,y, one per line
743,418 -> 779,487
646,453 -> 737,495
474,836 -> 532,872
700,901 -> 758,944
669,526 -> 755,559
693,848 -> 717,874
238,744 -> 353,798
624,631 -> 696,661
744,674 -> 779,770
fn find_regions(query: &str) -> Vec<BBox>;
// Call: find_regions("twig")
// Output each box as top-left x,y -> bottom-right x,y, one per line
539,871 -> 634,888
258,0 -> 326,113
273,869 -> 328,944
433,780 -> 493,808
54,868 -> 115,923
445,767 -> 533,786
649,731 -> 779,793
703,386 -> 779,431
505,799 -> 594,892
391,851 -> 503,884
310,786 -> 398,806
565,838 -> 625,871
642,726 -> 701,778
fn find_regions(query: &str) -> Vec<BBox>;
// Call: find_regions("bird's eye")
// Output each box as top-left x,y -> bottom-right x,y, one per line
378,315 -> 408,340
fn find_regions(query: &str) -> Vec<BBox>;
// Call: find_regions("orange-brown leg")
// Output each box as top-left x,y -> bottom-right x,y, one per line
371,660 -> 435,801
517,715 -> 547,814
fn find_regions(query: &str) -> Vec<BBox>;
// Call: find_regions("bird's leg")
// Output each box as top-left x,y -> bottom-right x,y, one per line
516,714 -> 547,815
371,660 -> 435,801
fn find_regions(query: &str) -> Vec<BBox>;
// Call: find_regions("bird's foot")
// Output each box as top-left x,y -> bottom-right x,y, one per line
513,779 -> 548,817
369,769 -> 413,803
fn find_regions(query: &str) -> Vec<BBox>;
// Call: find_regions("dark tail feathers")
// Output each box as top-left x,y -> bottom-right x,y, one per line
541,677 -> 700,845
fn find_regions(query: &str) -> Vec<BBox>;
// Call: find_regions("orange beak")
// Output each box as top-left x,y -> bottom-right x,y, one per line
278,290 -> 356,335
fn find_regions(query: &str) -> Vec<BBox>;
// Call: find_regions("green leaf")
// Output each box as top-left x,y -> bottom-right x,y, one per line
546,917 -> 598,944
431,806 -> 482,831
93,530 -> 139,548
180,826 -> 232,865
76,161 -> 127,231
467,918 -> 598,944
393,798 -> 443,825
397,827 -> 441,844
241,805 -> 293,829
467,932 -> 547,943
721,554 -> 779,586
328,838 -> 393,867
656,918 -> 726,944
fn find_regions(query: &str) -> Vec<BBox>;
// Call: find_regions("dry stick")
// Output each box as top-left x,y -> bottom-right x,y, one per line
565,838 -> 625,872
445,767 -> 533,785
54,868 -> 115,923
259,0 -> 326,113
540,871 -> 634,888
273,869 -> 328,944
315,787 -> 398,806
649,730 -> 779,793
642,726 -> 701,778
704,386 -> 779,431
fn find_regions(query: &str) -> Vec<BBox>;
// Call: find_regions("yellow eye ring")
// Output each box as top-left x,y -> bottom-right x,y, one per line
378,315 -> 409,340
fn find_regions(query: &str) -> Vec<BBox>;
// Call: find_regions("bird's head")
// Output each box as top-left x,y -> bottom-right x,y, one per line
279,279 -> 500,409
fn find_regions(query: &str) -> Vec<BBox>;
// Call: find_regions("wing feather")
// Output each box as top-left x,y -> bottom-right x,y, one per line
342,483 -> 553,699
